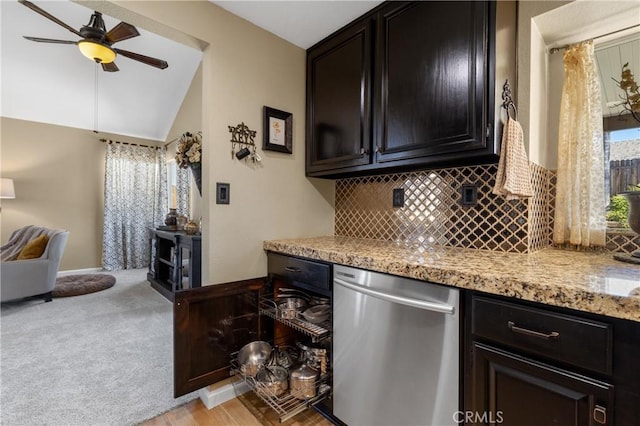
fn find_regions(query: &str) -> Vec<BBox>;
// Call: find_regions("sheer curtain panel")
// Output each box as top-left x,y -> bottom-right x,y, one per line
553,41 -> 606,248
103,143 -> 168,270
175,167 -> 191,217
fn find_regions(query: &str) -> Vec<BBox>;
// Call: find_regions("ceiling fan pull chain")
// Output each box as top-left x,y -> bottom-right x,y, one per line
94,63 -> 99,134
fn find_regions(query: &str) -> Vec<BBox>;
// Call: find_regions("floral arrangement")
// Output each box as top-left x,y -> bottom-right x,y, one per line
175,131 -> 202,168
613,63 -> 640,123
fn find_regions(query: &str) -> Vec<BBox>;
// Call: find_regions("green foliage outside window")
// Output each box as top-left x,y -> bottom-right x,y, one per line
607,184 -> 640,227
607,195 -> 629,226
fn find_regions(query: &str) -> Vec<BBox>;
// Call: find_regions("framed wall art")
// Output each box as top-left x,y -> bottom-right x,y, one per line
263,106 -> 292,154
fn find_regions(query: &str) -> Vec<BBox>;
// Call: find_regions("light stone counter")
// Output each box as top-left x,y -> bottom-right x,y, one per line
263,236 -> 640,323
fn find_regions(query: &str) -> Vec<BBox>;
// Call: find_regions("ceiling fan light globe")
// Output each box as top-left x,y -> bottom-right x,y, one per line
78,40 -> 116,64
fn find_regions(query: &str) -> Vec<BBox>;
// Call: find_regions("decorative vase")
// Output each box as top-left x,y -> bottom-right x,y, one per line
176,214 -> 188,230
190,163 -> 202,196
164,208 -> 178,226
622,192 -> 640,232
184,220 -> 199,235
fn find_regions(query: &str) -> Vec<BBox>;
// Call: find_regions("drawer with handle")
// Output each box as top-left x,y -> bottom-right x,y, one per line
267,252 -> 331,291
471,295 -> 612,376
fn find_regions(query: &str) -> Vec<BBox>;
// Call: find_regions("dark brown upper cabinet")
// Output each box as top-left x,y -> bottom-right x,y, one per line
306,19 -> 373,174
374,1 -> 488,164
306,1 -> 514,178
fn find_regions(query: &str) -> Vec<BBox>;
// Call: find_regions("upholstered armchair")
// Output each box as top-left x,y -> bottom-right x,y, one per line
1,228 -> 69,302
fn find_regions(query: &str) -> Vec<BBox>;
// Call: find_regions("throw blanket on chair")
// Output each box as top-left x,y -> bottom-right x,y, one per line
0,225 -> 58,261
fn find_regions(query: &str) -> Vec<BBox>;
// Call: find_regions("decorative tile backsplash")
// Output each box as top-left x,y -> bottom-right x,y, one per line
335,163 -> 553,253
335,162 -> 638,255
606,232 -> 640,254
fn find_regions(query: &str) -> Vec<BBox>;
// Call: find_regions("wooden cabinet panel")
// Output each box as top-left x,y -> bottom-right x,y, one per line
306,1 -> 504,178
173,255 -> 336,421
267,252 -> 332,294
173,278 -> 270,397
470,343 -> 613,426
375,1 -> 488,163
463,293 -> 640,425
306,19 -> 373,174
471,296 -> 612,376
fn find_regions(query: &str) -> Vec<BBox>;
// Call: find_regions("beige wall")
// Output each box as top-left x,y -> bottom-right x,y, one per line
0,117 -> 160,270
110,1 -> 335,284
165,62 -> 203,221
517,0 -> 570,170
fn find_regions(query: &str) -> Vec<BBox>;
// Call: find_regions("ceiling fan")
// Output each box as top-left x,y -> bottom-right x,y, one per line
19,0 -> 168,72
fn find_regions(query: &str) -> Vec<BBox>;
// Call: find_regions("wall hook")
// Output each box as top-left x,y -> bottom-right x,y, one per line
228,122 -> 257,160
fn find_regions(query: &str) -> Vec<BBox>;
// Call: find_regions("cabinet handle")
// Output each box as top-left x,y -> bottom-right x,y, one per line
507,321 -> 560,340
360,147 -> 370,155
593,405 -> 607,424
284,266 -> 301,273
375,146 -> 384,153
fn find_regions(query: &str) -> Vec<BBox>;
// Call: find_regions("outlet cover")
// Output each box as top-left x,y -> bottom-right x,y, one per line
393,188 -> 405,208
460,184 -> 478,206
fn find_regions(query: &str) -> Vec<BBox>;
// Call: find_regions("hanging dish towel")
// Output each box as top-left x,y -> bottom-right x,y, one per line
492,117 -> 533,200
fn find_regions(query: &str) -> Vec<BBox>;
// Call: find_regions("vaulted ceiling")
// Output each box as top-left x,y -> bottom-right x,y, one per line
2,1 -> 384,142
1,0 -> 202,142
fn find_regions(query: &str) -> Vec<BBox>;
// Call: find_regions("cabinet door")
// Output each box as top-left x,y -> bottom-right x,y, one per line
306,18 -> 373,174
469,343 -> 613,426
173,278 -> 271,397
374,1 -> 489,165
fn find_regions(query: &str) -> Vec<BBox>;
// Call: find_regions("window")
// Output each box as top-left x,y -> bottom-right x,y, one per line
596,36 -> 640,229
605,126 -> 640,228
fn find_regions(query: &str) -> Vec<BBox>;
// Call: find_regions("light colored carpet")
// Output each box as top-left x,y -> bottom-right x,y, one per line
1,268 -> 197,425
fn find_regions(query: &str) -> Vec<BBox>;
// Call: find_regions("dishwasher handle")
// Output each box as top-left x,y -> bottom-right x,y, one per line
334,277 -> 456,315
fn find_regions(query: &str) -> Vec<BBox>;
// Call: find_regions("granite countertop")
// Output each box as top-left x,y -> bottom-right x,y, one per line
263,236 -> 640,323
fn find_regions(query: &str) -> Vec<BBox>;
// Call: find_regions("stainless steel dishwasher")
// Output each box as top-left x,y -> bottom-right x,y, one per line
333,265 -> 460,426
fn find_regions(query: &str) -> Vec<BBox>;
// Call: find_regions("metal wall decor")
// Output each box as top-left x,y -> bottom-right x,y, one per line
501,79 -> 518,120
229,122 -> 260,162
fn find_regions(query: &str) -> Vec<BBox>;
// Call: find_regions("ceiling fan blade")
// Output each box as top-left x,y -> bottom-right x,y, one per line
114,48 -> 168,70
23,36 -> 77,45
101,62 -> 119,72
18,0 -> 82,37
106,22 -> 140,44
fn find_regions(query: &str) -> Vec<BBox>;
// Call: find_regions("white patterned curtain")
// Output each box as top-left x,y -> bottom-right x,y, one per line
553,41 -> 606,247
103,142 -> 168,270
175,167 -> 191,217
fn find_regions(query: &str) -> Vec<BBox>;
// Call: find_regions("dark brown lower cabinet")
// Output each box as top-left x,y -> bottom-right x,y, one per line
470,342 -> 613,426
173,253 -> 334,423
465,293 -> 640,426
174,278 -> 269,397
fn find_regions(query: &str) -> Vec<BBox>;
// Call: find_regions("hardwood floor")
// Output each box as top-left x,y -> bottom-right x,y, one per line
140,392 -> 333,426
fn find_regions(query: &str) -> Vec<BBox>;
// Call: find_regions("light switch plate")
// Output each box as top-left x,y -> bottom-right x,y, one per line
216,183 -> 230,204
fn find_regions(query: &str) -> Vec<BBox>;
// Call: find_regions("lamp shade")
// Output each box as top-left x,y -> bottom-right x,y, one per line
0,178 -> 15,199
78,40 -> 116,64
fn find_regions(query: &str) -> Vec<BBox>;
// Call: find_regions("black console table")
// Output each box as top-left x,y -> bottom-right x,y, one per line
147,229 -> 201,301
